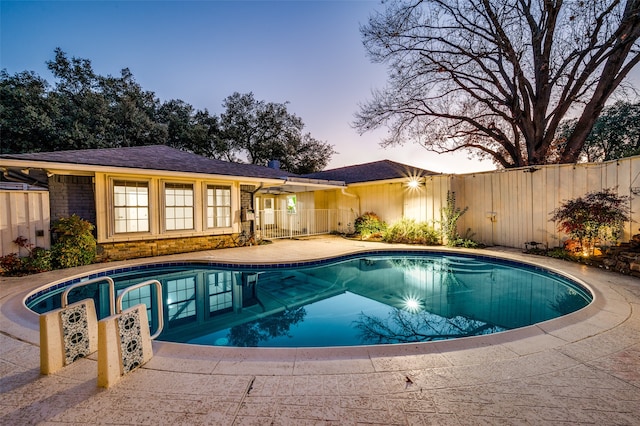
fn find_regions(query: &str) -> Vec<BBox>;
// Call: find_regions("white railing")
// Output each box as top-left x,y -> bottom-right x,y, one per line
255,209 -> 356,240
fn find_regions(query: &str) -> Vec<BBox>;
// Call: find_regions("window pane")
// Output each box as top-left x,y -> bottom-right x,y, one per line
113,181 -> 149,233
207,185 -> 231,228
165,183 -> 194,230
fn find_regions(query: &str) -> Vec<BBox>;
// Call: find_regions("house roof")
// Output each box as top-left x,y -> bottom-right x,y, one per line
302,159 -> 438,184
0,145 -> 294,180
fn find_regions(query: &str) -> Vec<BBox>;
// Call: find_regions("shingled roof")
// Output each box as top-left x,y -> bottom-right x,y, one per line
0,145 -> 293,180
302,160 -> 438,184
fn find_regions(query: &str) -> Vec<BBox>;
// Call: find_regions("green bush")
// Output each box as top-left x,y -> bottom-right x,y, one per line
354,212 -> 387,238
0,253 -> 24,276
21,246 -> 52,273
383,218 -> 440,245
51,215 -> 96,269
447,229 -> 481,248
0,236 -> 52,276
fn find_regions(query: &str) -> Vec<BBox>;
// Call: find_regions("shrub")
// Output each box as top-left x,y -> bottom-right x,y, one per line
383,218 -> 440,245
354,212 -> 387,239
447,229 -> 480,248
441,191 -> 469,247
549,188 -> 631,256
21,246 -> 52,273
51,215 -> 97,268
0,253 -> 24,276
0,236 -> 52,276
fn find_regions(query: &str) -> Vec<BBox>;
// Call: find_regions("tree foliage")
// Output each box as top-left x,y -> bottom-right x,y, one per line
219,92 -> 336,173
1,49 -> 334,173
355,0 -> 640,168
556,101 -> 640,162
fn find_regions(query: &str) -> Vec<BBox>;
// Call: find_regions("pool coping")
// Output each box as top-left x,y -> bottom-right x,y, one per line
0,237 -> 632,373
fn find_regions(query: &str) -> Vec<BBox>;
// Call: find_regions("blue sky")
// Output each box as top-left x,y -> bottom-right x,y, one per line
7,1 -> 630,174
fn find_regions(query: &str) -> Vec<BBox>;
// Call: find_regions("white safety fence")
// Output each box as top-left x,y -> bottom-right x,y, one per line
255,209 -> 357,240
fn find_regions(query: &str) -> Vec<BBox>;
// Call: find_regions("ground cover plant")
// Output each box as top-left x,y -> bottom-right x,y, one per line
383,218 -> 440,245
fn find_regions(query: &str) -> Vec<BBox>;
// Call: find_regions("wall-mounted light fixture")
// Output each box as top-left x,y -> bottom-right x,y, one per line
407,179 -> 421,189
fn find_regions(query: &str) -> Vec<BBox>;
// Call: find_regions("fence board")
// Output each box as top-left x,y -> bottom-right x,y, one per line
1,190 -> 50,257
454,156 -> 640,249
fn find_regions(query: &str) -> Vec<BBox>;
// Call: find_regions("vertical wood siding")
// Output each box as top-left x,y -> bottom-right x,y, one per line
0,190 -> 50,256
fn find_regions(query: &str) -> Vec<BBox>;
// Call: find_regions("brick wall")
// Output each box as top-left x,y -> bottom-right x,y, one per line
240,185 -> 254,209
48,175 -> 96,225
97,234 -> 238,262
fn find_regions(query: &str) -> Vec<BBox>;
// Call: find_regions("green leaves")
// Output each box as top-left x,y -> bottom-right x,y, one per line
1,50 -> 335,173
51,215 -> 96,269
441,191 -> 469,246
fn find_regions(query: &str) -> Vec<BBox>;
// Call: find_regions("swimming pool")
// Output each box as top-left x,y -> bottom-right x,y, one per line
26,250 -> 592,347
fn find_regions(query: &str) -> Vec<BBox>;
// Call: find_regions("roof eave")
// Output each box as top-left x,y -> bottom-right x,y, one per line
0,159 -> 286,184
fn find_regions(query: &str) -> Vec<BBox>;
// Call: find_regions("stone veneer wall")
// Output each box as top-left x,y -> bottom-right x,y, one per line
97,234 -> 237,262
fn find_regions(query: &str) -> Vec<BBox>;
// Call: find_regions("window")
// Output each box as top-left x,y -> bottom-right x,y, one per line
166,277 -> 196,323
207,185 -> 231,228
165,183 -> 194,231
114,181 -> 149,233
208,272 -> 233,315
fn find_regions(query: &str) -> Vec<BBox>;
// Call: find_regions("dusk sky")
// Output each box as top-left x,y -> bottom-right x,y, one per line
2,1 -> 637,174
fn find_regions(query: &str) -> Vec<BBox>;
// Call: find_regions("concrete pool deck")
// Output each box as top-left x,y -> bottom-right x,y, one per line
1,235 -> 639,425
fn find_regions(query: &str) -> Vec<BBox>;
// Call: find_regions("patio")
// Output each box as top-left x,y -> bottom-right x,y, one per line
1,236 -> 639,424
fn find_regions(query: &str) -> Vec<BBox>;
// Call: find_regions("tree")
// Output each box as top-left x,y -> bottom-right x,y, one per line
46,48 -> 113,150
556,101 -> 640,162
220,92 -> 336,173
2,50 -> 335,174
100,68 -> 167,147
0,70 -> 56,153
355,0 -> 640,168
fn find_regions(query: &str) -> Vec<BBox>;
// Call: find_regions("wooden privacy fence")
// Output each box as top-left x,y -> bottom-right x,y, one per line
453,156 -> 640,249
0,187 -> 50,257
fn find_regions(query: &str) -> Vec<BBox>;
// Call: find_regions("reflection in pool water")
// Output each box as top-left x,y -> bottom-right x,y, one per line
27,252 -> 592,347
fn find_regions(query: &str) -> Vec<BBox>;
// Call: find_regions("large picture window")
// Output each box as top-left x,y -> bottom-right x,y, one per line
165,183 -> 194,231
113,181 -> 149,233
207,185 -> 231,228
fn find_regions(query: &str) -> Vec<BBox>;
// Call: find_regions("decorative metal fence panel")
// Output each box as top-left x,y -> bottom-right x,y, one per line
255,209 -> 355,240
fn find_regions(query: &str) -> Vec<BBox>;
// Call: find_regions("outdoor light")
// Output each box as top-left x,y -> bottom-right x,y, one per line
407,178 -> 422,189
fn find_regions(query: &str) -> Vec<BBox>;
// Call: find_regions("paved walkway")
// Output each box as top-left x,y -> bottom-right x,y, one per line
1,236 -> 639,425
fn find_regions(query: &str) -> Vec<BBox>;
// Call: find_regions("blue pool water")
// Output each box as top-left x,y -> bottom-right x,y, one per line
26,251 -> 592,347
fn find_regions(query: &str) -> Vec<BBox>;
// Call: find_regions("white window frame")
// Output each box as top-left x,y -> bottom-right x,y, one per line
112,179 -> 151,234
164,182 -> 195,231
206,184 -> 232,229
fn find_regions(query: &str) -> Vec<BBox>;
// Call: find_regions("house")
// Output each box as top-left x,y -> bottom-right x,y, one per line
3,145 -> 639,259
0,145 -> 349,260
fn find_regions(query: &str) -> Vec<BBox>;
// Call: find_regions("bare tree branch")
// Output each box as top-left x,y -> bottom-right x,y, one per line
355,0 -> 640,168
